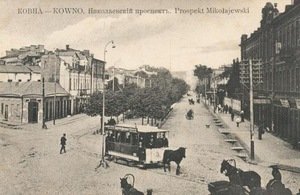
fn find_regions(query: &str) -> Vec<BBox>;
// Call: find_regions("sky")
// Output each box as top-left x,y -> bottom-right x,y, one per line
0,0 -> 292,71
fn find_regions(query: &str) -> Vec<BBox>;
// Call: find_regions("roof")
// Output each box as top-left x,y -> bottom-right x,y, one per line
106,124 -> 168,133
76,52 -> 87,60
0,65 -> 31,73
25,65 -> 41,73
0,81 -> 69,97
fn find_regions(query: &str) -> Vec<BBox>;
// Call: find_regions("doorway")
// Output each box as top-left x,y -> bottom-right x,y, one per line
28,102 -> 38,123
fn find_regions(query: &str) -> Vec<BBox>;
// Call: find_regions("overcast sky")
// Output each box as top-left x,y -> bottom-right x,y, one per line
0,0 -> 292,71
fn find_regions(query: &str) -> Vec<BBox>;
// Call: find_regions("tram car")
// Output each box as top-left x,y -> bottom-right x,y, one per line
105,124 -> 169,167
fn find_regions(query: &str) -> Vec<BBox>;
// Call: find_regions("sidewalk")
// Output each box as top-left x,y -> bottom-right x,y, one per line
207,104 -> 300,172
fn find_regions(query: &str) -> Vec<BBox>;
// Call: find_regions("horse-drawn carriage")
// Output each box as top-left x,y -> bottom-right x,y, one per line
186,109 -> 194,120
105,124 -> 169,167
208,159 -> 293,195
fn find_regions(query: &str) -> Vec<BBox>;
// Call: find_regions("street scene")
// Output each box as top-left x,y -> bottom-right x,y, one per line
1,0 -> 300,194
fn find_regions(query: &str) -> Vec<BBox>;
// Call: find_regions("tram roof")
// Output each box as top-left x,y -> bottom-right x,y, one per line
105,124 -> 168,133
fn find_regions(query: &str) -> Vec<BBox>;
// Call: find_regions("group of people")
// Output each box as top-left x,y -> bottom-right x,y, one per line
105,131 -> 169,149
139,133 -> 169,149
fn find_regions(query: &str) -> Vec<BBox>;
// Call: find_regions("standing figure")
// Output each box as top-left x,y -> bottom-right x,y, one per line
231,112 -> 235,121
60,133 -> 67,154
162,133 -> 169,147
258,124 -> 265,140
240,110 -> 245,122
236,117 -> 241,127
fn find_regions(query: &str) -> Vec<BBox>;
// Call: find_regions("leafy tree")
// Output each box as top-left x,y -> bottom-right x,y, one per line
226,59 -> 240,97
85,65 -> 189,126
194,64 -> 213,94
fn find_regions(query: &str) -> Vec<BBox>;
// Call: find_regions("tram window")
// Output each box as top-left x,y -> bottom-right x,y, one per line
132,133 -> 138,145
125,132 -> 131,143
120,132 -> 126,143
116,132 -> 121,142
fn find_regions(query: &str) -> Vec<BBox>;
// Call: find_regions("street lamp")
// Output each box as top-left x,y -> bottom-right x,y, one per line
98,40 -> 116,169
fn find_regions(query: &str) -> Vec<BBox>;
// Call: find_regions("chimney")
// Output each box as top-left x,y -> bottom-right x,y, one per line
66,45 -> 70,50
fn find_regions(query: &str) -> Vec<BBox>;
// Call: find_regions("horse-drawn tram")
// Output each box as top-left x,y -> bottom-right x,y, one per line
105,124 -> 169,167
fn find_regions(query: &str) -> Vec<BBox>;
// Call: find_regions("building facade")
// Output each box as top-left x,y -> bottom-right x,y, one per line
41,45 -> 105,115
240,1 -> 300,145
0,81 -> 69,124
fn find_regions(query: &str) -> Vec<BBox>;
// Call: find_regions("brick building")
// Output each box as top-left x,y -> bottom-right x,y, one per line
240,1 -> 300,145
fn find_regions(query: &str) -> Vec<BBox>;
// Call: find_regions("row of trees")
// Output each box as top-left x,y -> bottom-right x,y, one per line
85,67 -> 189,127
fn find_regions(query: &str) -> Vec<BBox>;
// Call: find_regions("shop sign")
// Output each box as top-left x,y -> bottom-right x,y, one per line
280,99 -> 290,108
253,99 -> 271,104
295,99 -> 300,109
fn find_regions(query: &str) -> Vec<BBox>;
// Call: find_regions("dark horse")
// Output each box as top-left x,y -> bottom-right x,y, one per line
163,147 -> 186,175
220,159 -> 261,190
120,174 -> 144,195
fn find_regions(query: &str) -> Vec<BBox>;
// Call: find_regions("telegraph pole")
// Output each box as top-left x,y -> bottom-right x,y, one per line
213,72 -> 216,108
53,55 -> 57,125
249,59 -> 255,160
112,66 -> 115,92
204,78 -> 207,104
42,77 -> 47,129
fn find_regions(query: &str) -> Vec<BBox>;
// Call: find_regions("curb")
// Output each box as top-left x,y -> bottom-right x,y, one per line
203,102 -> 300,174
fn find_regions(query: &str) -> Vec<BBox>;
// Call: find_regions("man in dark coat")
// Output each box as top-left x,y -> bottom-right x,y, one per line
162,133 -> 169,147
60,133 -> 67,154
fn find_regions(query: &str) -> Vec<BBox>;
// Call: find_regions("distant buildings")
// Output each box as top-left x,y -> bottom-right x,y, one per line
0,45 -> 159,125
106,65 -> 155,89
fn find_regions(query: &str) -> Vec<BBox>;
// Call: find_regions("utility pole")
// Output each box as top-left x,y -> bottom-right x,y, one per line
42,77 -> 47,129
112,66 -> 115,92
204,78 -> 207,104
91,61 -> 94,94
53,55 -> 57,125
249,59 -> 255,160
213,72 -> 216,108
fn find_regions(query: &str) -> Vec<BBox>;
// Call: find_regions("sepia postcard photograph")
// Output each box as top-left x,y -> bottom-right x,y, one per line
0,0 -> 299,194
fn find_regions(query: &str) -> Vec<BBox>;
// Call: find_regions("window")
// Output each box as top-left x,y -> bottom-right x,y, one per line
69,78 -> 72,90
16,104 -> 20,117
1,103 -> 3,115
8,79 -> 12,82
11,104 -> 14,116
18,79 -> 22,82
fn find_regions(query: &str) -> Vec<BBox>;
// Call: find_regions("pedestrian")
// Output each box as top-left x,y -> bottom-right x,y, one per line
236,117 -> 241,127
231,112 -> 235,121
258,124 -> 265,140
240,110 -> 244,122
224,104 -> 228,114
60,133 -> 67,154
229,106 -> 232,114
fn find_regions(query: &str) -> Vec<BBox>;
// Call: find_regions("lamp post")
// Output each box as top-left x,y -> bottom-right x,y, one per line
249,59 -> 255,160
98,40 -> 115,169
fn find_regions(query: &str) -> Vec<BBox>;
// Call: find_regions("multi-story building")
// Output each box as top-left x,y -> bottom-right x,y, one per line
240,1 -> 300,145
41,45 -> 105,114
